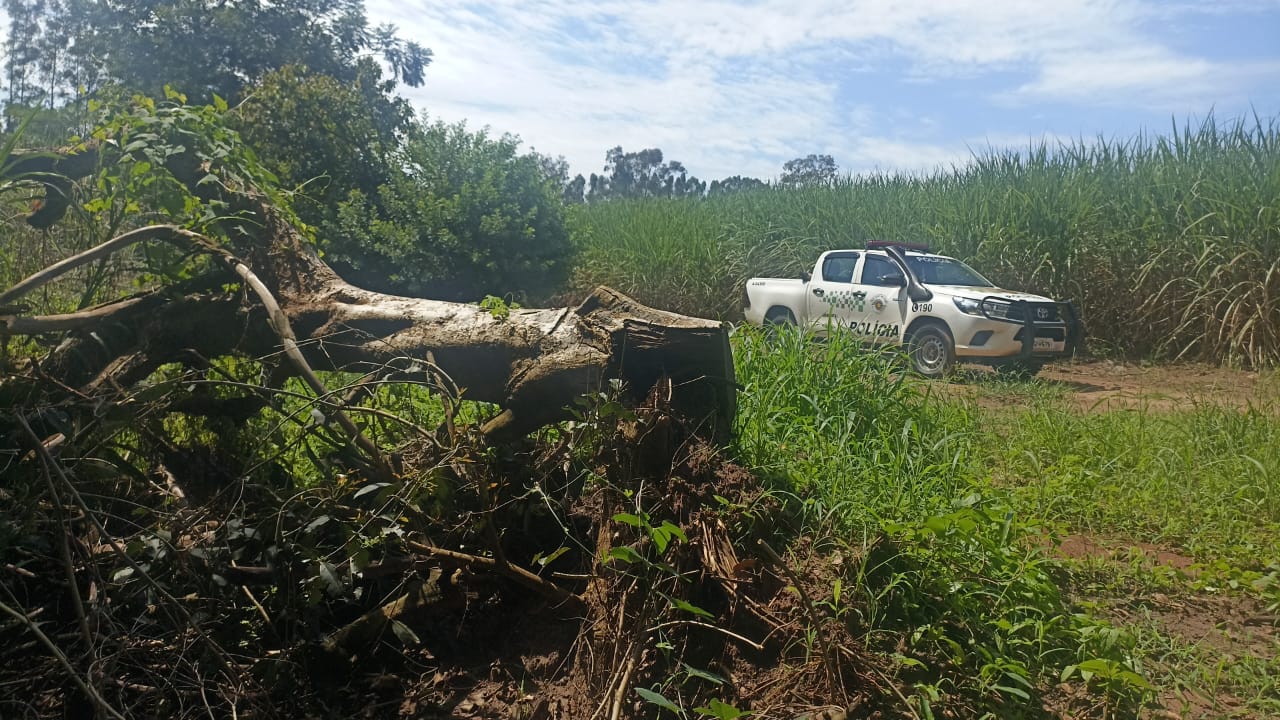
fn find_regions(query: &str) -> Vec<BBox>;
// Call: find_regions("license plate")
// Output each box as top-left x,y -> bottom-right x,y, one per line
1033,337 -> 1055,352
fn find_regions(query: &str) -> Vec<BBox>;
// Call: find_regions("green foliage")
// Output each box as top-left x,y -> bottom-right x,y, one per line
4,4 -> 430,279
693,699 -> 751,718
636,687 -> 682,715
326,119 -> 573,302
733,326 -> 969,524
233,64 -> 414,232
732,327 -> 1150,714
707,175 -> 768,197
610,511 -> 688,557
6,0 -> 430,104
1060,658 -> 1153,697
735,328 -> 1277,712
779,153 -> 839,188
0,93 -> 293,313
585,146 -> 706,201
2,0 -> 102,111
478,294 -> 520,320
0,109 -> 112,303
1,100 -> 97,146
979,381 -> 1280,567
0,109 -> 44,189
573,113 -> 1280,365
73,90 -> 308,292
89,90 -> 292,229
1124,610 -> 1280,717
882,500 -> 1148,713
568,195 -> 810,319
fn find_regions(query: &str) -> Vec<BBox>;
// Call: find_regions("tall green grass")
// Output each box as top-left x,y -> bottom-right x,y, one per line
731,328 -> 1150,713
571,114 -> 1280,366
732,329 -> 1280,713
983,395 -> 1280,566
733,326 -> 973,526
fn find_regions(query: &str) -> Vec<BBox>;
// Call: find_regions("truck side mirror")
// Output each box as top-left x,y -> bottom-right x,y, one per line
882,245 -> 934,303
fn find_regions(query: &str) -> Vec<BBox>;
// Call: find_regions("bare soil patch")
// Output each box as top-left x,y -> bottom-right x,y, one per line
944,360 -> 1276,413
1054,534 -> 1199,575
1050,533 -> 1279,720
1038,361 -> 1273,413
1129,594 -> 1276,720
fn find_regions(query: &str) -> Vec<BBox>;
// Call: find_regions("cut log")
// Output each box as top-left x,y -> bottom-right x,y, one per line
289,282 -> 736,441
4,280 -> 735,442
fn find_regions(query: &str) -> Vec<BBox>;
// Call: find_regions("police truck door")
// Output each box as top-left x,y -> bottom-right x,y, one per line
804,251 -> 862,332
849,254 -> 907,343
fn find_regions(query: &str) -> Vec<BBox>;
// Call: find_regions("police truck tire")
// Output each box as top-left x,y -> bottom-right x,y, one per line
765,307 -> 796,325
907,323 -> 954,379
764,307 -> 796,340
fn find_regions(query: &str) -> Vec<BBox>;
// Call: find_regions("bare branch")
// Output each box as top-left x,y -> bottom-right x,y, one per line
225,258 -> 393,477
406,539 -> 584,612
0,225 -> 199,306
14,414 -> 248,690
0,598 -> 126,720
1,295 -> 158,334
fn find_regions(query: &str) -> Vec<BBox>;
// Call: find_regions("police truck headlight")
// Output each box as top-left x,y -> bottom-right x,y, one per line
953,296 -> 1011,319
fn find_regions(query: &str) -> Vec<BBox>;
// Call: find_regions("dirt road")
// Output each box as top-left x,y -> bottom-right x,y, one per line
949,359 -> 1278,412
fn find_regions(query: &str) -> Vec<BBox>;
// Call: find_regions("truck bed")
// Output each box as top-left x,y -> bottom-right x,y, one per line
743,277 -> 806,325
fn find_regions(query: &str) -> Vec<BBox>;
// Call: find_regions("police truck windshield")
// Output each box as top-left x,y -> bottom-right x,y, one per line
905,256 -> 994,287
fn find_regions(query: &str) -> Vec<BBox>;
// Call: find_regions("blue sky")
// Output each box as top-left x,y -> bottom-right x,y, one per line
365,0 -> 1280,181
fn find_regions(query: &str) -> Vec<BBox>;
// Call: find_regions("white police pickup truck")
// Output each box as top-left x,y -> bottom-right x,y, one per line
743,241 -> 1082,377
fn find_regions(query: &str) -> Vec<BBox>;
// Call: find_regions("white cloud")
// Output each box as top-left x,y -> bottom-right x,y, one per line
0,0 -> 1269,180
373,0 -> 854,179
365,0 -> 1279,179
1011,50 -> 1280,110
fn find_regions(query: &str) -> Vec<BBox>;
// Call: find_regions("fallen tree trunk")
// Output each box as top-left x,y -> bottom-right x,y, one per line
291,281 -> 736,440
0,147 -> 736,446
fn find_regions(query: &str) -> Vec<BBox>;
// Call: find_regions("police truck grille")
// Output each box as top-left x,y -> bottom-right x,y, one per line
1008,303 -> 1059,322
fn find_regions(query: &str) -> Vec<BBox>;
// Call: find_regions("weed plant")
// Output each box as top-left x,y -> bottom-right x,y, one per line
951,373 -> 1280,716
1127,611 -> 1280,718
732,325 -> 971,524
981,392 -> 1280,567
572,113 -> 1280,366
731,327 -> 1148,714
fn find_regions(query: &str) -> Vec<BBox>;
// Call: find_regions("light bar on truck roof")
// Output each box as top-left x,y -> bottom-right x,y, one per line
866,240 -> 931,252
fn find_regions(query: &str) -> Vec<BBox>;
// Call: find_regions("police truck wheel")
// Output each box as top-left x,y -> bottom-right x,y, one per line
907,323 -> 954,379
764,307 -> 796,340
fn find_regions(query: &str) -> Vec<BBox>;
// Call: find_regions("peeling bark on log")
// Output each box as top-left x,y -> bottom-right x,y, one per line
6,279 -> 735,441
289,281 -> 736,441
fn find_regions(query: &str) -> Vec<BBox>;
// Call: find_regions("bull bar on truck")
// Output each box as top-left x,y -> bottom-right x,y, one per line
978,297 -> 1085,361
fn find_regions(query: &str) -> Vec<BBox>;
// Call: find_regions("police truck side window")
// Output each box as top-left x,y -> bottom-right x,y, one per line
862,256 -> 903,286
821,254 -> 858,283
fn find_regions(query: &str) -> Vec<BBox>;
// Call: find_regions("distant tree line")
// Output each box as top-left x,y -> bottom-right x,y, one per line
560,149 -> 841,203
